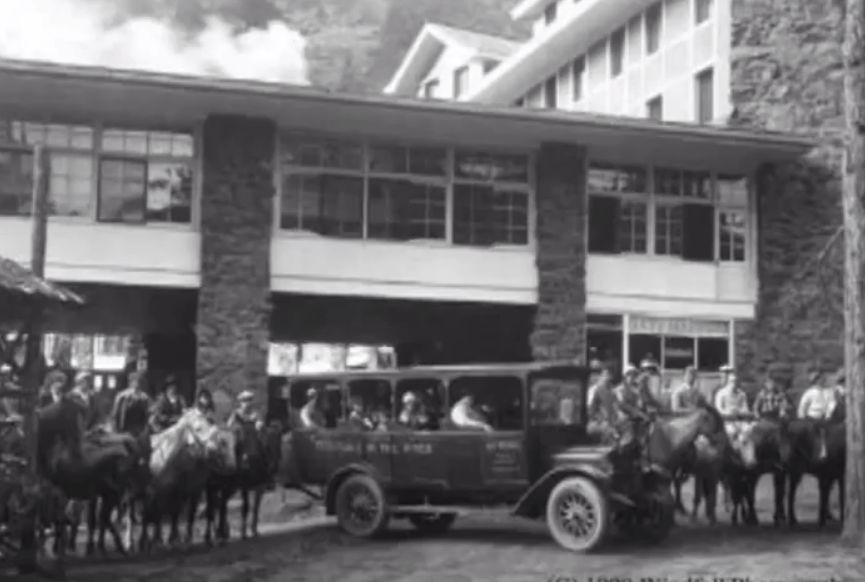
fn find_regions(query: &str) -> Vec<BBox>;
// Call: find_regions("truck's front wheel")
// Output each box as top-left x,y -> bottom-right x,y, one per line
546,476 -> 609,552
334,474 -> 390,538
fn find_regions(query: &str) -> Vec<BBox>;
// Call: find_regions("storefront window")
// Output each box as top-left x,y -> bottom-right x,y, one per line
663,336 -> 695,369
586,314 -> 623,376
697,337 -> 728,371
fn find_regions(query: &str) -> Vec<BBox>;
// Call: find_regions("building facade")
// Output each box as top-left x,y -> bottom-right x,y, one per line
0,59 -> 809,409
386,0 -> 844,392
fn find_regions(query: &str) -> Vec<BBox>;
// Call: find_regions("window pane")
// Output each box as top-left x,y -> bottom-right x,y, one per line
146,161 -> 192,223
453,183 -> 494,246
98,158 -> 146,223
664,336 -> 695,370
610,28 -> 625,77
588,195 -> 620,253
283,173 -> 363,237
0,149 -> 33,216
629,334 -> 662,368
696,0 -> 713,23
408,147 -> 447,176
696,68 -> 714,124
282,137 -> 363,170
368,144 -> 408,173
719,211 -> 747,262
367,178 -> 446,241
544,75 -> 557,108
654,204 -> 682,255
49,153 -> 93,217
655,168 -> 682,196
454,151 -> 491,181
490,154 -> 529,183
619,200 -> 647,253
697,337 -> 728,371
683,170 -> 711,198
646,2 -> 662,54
588,163 -> 647,193
717,175 -> 748,206
572,56 -> 585,101
280,174 -> 303,229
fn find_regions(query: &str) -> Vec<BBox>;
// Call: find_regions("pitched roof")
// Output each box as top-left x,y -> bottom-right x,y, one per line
0,256 -> 84,306
383,23 -> 525,96
427,24 -> 524,60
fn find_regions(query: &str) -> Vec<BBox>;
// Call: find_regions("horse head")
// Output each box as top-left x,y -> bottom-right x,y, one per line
646,403 -> 728,472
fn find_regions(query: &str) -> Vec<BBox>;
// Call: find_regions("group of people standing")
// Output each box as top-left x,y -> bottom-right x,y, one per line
587,356 -> 847,457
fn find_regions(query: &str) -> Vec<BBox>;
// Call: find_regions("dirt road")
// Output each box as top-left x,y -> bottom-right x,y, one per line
47,480 -> 865,582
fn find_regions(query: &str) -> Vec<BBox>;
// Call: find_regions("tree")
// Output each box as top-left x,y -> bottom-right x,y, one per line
841,0 -> 865,545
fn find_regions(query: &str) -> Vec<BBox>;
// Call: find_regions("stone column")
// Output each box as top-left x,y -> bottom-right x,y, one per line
197,114 -> 275,416
530,142 -> 588,361
730,0 -> 844,392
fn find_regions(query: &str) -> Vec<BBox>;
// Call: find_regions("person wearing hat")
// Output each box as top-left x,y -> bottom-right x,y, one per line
398,390 -> 432,430
753,373 -> 792,421
587,365 -> 621,442
713,365 -> 749,417
671,366 -> 704,412
39,369 -> 69,408
300,386 -> 325,429
640,355 -> 669,411
450,393 -> 493,432
112,370 -> 153,437
67,370 -> 101,429
227,390 -> 264,431
347,397 -> 376,431
614,364 -> 647,414
149,376 -> 187,433
797,367 -> 838,460
194,387 -> 217,423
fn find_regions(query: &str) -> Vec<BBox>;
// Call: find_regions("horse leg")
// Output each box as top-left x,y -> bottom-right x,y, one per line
703,475 -> 718,525
203,484 -> 216,547
84,498 -> 98,556
185,493 -> 199,546
772,469 -> 786,526
818,474 -> 832,528
218,488 -> 231,543
787,472 -> 801,528
690,475 -> 702,522
673,474 -> 687,514
240,487 -> 250,539
251,487 -> 263,538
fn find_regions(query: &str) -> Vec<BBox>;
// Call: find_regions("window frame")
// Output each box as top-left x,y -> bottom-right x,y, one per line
694,0 -> 713,25
543,75 -> 558,109
645,2 -> 663,55
588,161 -> 748,262
571,56 -> 586,102
609,27 -> 626,79
695,67 -> 715,125
453,66 -> 470,99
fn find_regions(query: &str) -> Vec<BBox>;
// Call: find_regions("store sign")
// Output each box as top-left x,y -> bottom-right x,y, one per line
630,316 -> 728,337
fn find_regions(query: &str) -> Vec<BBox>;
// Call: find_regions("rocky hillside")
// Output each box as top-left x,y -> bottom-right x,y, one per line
109,0 -> 527,92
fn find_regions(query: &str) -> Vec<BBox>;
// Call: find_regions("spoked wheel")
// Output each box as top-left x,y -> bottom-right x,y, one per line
408,513 -> 457,535
334,474 -> 389,538
546,477 -> 609,552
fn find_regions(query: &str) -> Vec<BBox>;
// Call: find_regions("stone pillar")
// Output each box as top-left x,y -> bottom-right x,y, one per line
530,142 -> 587,362
197,115 -> 275,417
730,0 -> 844,393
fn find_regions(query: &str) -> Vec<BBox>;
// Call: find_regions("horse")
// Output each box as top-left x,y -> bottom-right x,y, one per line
136,409 -> 236,552
203,420 -> 281,545
781,410 -> 845,528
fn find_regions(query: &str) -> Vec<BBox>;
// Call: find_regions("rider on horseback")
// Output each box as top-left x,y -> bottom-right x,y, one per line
112,371 -> 152,437
149,377 -> 187,433
753,375 -> 792,421
227,390 -> 264,431
797,367 -> 837,461
714,365 -> 751,439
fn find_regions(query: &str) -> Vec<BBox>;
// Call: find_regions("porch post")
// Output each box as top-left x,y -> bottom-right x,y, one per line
530,142 -> 588,362
197,114 -> 275,418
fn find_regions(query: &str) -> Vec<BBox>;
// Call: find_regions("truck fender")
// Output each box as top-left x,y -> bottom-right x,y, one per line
512,465 -> 611,519
324,463 -> 385,515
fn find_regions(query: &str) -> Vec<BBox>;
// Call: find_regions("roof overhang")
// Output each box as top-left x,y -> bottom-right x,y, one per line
383,25 -> 461,96
0,59 -> 814,171
510,0 -> 555,21
469,0 -> 658,104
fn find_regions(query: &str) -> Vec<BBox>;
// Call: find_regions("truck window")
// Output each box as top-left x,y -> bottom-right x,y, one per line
448,375 -> 523,431
290,379 -> 343,429
531,377 -> 584,426
347,378 -> 393,428
395,378 -> 445,430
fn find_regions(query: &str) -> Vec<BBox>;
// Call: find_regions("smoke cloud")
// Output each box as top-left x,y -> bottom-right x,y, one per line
0,0 -> 310,84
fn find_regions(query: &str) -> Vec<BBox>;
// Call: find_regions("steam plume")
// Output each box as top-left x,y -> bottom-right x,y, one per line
0,0 -> 310,84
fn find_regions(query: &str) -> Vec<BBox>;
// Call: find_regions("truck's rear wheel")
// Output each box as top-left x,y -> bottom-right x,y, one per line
334,474 -> 389,538
546,476 -> 609,552
408,513 -> 457,535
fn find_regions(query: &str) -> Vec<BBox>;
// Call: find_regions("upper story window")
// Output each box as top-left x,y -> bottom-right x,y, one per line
280,135 -> 532,248
453,151 -> 530,246
544,75 -> 558,109
453,66 -> 469,98
0,149 -> 33,216
695,0 -> 713,24
645,2 -> 662,55
423,79 -> 439,99
572,56 -> 585,101
544,2 -> 557,25
695,67 -> 714,124
483,60 -> 499,75
647,96 -> 663,121
0,120 -> 194,224
588,162 -> 747,263
610,28 -> 625,78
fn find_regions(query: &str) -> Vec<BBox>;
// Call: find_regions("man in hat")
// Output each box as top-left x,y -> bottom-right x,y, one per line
587,365 -> 622,442
450,393 -> 493,432
149,376 -> 187,433
398,391 -> 431,430
797,367 -> 838,460
714,365 -> 751,444
671,366 -> 703,412
68,370 -> 100,429
614,365 -> 643,411
227,390 -> 264,431
39,369 -> 68,408
299,386 -> 325,429
640,355 -> 669,411
112,370 -> 152,437
753,373 -> 792,421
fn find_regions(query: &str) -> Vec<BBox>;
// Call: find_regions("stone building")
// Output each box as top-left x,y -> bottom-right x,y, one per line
387,0 -> 845,392
0,57 -> 811,408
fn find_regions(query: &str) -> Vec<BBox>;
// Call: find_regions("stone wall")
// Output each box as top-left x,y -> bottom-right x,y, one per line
730,0 -> 845,393
198,115 -> 275,416
530,143 -> 587,361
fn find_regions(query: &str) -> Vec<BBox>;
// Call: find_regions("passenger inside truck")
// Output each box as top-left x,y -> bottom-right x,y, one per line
395,378 -> 443,431
445,375 -> 523,432
346,378 -> 392,431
